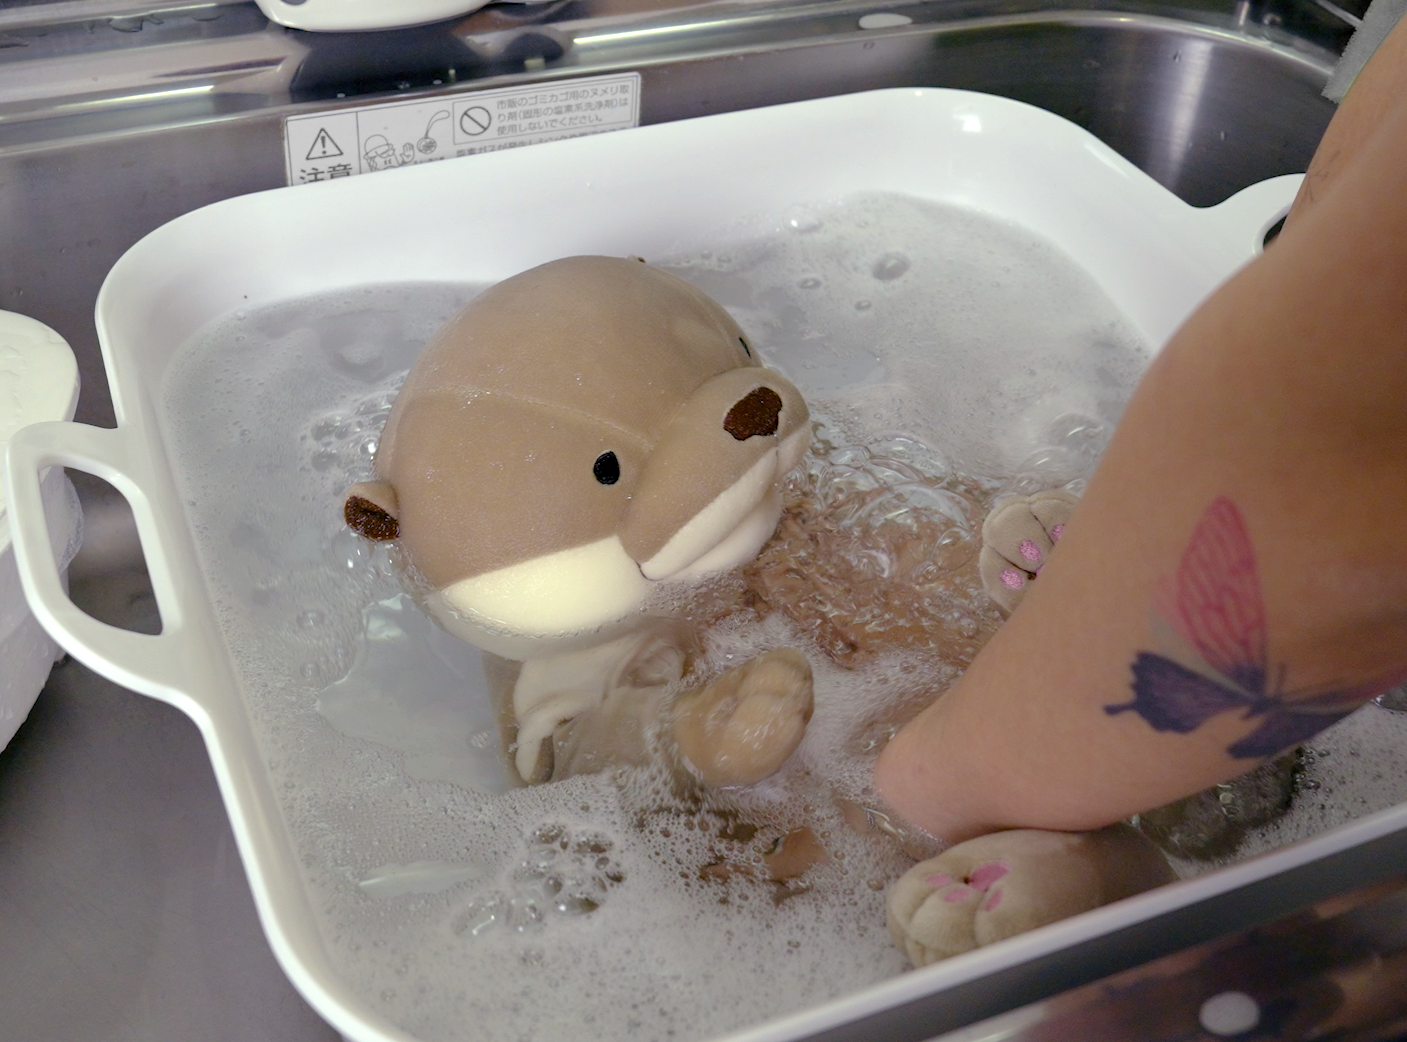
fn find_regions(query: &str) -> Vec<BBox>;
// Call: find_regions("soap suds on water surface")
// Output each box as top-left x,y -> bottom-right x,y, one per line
663,194 -> 1149,480
157,192 -> 1405,1042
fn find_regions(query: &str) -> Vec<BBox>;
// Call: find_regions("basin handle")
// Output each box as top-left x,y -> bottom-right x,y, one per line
1201,173 -> 1304,256
4,420 -> 214,720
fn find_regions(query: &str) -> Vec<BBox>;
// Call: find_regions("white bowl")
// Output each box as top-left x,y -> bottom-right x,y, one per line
253,0 -> 553,32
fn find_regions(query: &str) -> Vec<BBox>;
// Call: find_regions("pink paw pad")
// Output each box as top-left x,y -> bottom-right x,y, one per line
1049,523 -> 1065,542
925,862 -> 1011,909
969,864 -> 1008,913
967,862 -> 1010,889
1000,568 -> 1026,590
1017,539 -> 1042,564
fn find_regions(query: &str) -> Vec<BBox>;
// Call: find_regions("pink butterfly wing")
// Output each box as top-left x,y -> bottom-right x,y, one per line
1155,498 -> 1268,694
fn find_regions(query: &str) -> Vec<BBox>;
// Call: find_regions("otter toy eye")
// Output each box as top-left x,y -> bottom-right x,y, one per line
593,451 -> 621,485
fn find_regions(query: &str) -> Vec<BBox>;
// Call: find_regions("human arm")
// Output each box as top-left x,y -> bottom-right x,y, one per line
1289,0 -> 1407,225
874,34 -> 1407,843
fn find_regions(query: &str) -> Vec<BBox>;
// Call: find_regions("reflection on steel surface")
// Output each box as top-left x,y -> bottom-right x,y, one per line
932,879 -> 1407,1042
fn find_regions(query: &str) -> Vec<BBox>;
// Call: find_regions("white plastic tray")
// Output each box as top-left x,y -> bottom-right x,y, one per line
10,88 -> 1398,1042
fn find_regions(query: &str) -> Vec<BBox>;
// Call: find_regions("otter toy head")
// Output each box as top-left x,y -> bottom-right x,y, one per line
345,256 -> 809,660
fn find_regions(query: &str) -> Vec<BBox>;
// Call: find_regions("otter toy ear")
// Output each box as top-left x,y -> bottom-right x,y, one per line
344,481 -> 400,541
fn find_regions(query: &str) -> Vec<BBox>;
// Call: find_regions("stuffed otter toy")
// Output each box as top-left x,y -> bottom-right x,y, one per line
344,255 -> 814,788
345,255 -> 1283,971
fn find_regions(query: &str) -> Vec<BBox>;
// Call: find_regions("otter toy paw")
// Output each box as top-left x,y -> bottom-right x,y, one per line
672,648 -> 814,787
886,824 -> 1174,966
978,489 -> 1078,614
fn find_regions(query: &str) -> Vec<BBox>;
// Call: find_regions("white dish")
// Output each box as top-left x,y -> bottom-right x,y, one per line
9,88 -> 1377,1042
0,310 -> 81,752
254,0 -> 554,32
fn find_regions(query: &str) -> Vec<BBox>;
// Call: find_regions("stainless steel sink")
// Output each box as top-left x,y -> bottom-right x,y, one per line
0,1 -> 1390,1040
0,0 -> 1350,431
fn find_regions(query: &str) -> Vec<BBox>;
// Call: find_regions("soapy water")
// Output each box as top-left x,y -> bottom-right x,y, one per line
157,192 -> 1407,1042
744,422 -> 1001,671
665,194 -> 1147,478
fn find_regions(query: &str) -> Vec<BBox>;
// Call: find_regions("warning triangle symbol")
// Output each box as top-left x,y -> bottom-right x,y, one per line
306,127 -> 344,161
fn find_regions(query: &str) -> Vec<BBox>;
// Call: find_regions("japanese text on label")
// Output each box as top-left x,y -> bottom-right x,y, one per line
283,73 -> 642,185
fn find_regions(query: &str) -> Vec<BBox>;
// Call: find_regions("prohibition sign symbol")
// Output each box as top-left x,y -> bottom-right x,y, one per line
459,106 -> 492,136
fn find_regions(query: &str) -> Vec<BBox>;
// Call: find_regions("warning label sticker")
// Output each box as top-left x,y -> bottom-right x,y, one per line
283,73 -> 642,185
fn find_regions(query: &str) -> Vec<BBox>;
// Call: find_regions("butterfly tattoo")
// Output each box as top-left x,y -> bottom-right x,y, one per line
1105,497 -> 1390,759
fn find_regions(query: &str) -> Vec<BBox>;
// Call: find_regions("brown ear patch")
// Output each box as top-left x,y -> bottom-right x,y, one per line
345,495 -> 400,541
723,387 -> 783,440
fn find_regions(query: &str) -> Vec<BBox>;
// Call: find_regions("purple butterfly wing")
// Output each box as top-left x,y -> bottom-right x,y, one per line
1157,498 -> 1268,695
1106,652 -> 1257,731
1115,501 -> 1407,757
1231,669 -> 1407,759
1227,705 -> 1354,758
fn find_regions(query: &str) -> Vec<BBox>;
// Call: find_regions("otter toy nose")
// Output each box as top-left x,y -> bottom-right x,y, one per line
724,386 -> 783,440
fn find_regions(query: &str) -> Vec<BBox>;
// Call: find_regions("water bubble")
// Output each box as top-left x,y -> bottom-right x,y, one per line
312,416 -> 344,442
828,445 -> 869,467
1375,686 -> 1407,712
937,527 -> 966,547
783,205 -> 823,234
878,457 -> 932,483
338,341 -> 382,370
871,436 -> 949,477
908,486 -> 972,526
452,895 -> 507,938
532,823 -> 566,846
554,891 -> 601,915
798,276 -> 822,290
854,299 -> 872,311
1048,413 -> 1106,448
573,834 -> 612,855
329,527 -> 373,571
507,897 -> 544,932
871,252 -> 910,281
